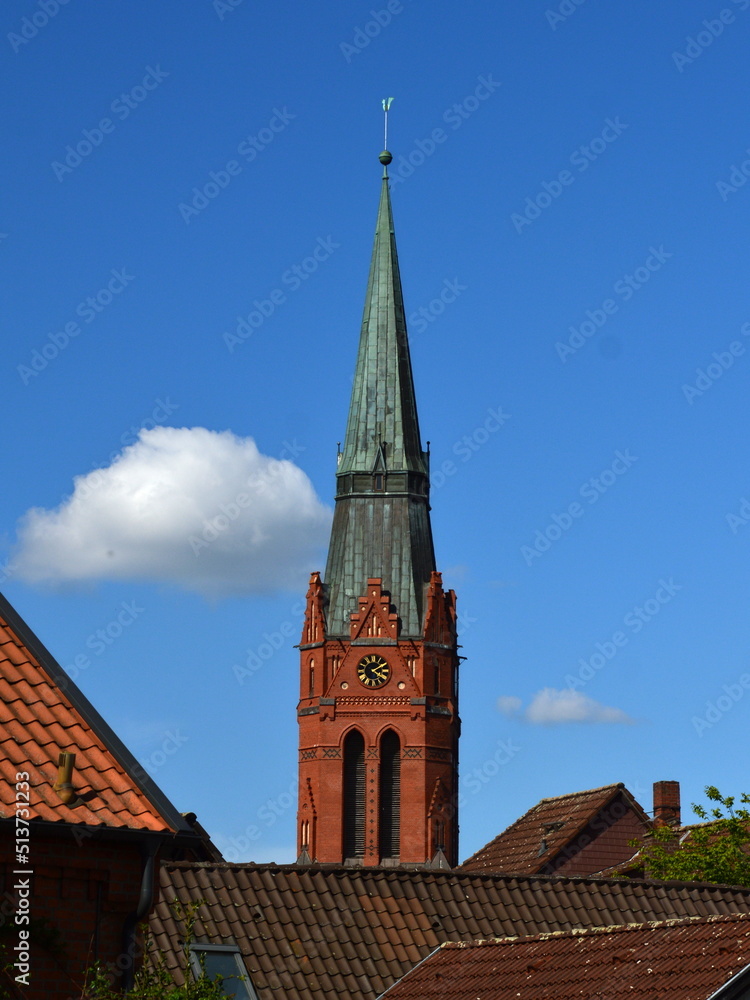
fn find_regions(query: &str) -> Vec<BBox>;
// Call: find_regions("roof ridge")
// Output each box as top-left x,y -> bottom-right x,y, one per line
438,911 -> 750,949
535,782 -> 623,805
158,859 -> 750,893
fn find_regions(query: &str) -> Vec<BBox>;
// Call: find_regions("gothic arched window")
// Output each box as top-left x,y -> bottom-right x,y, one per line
343,730 -> 365,859
379,730 -> 401,860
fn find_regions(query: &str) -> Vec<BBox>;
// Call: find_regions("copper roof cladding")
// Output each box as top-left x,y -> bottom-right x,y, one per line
378,914 -> 750,1000
0,591 -> 192,834
152,862 -> 750,1000
323,169 -> 435,638
459,783 -> 647,875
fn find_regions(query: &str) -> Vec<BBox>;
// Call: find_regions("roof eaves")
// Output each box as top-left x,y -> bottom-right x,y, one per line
0,815 -> 200,847
706,961 -> 750,1000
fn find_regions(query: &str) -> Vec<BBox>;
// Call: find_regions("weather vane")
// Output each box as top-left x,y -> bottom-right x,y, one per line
382,97 -> 394,147
380,97 -> 394,167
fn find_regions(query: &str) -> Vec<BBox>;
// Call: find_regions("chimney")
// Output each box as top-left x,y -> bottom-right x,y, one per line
653,780 -> 681,827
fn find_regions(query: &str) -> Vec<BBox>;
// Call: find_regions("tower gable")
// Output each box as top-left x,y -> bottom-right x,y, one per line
350,579 -> 399,643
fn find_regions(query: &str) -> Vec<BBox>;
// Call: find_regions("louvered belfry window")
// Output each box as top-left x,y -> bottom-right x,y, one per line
343,730 -> 365,858
379,730 -> 401,859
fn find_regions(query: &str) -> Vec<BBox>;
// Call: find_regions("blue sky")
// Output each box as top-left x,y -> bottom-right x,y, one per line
3,0 -> 750,863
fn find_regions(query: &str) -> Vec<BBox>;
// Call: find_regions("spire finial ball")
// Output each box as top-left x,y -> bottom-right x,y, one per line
379,150 -> 393,166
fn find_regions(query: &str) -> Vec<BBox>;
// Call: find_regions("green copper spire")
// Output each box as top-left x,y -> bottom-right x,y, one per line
337,171 -> 427,478
323,146 -> 436,637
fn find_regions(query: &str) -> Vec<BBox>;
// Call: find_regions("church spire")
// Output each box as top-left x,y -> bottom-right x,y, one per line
337,156 -> 428,480
296,115 -> 461,867
323,134 -> 435,638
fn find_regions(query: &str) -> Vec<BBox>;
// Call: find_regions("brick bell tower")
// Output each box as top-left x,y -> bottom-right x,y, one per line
296,141 -> 460,868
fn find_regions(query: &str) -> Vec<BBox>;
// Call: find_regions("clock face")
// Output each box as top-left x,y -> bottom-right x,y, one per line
357,654 -> 390,688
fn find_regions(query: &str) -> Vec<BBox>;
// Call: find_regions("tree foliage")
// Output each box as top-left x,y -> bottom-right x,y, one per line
79,900 -> 240,999
633,786 -> 750,887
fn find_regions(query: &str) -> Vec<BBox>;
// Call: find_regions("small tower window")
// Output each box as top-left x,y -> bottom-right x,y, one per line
374,474 -> 383,491
309,658 -> 315,698
433,819 -> 445,855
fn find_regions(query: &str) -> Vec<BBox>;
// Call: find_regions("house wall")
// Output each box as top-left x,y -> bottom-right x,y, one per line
1,828 -> 158,1000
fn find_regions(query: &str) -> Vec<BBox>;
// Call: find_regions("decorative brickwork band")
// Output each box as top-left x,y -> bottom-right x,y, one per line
338,696 -> 411,706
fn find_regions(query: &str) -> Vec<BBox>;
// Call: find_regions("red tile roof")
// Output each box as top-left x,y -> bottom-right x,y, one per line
459,783 -> 649,875
0,592 -> 192,834
151,862 -> 750,1000
378,913 -> 750,1000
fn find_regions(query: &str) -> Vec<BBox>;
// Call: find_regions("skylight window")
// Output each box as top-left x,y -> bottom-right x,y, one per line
189,944 -> 257,999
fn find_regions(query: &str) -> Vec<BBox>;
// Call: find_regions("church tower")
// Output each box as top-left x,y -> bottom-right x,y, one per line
296,142 -> 460,868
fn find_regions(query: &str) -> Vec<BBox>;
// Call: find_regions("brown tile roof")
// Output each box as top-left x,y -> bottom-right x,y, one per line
459,783 -> 648,875
152,862 -> 750,1000
378,913 -> 750,1000
0,591 -> 192,834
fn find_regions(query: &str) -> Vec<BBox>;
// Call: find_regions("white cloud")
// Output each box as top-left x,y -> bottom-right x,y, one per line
12,427 -> 331,598
497,688 -> 633,726
496,695 -> 522,717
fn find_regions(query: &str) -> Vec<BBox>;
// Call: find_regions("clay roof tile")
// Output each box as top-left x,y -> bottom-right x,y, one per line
154,864 -> 750,1000
0,594 -> 194,836
379,913 -> 750,1000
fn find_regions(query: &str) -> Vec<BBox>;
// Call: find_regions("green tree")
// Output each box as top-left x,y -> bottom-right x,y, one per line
633,786 -> 750,886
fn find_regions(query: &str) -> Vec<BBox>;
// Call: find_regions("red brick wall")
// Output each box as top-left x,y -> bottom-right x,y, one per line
1,828 -> 159,1000
542,792 -> 649,877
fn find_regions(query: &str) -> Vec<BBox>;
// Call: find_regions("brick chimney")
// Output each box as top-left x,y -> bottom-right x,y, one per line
653,780 -> 681,827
